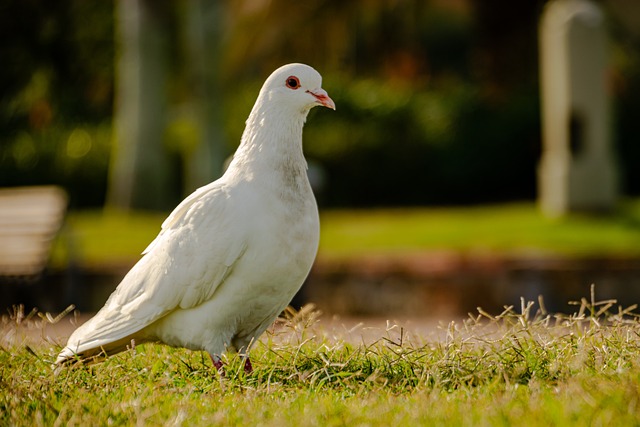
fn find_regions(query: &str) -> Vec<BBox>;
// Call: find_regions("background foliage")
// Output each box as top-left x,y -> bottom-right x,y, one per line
1,0 -> 639,208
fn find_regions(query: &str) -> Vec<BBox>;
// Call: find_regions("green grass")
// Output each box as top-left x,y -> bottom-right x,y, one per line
2,292 -> 640,425
52,209 -> 167,268
53,200 -> 640,267
318,200 -> 640,259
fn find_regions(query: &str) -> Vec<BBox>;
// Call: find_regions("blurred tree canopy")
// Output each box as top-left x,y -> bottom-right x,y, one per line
1,0 -> 639,209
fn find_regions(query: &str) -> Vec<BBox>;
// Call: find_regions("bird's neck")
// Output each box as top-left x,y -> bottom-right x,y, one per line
228,102 -> 310,183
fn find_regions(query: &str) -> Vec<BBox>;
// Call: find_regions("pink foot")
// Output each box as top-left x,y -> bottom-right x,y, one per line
244,357 -> 253,374
209,354 -> 224,376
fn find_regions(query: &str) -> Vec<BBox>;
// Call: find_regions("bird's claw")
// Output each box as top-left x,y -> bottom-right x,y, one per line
244,357 -> 253,374
210,354 -> 252,375
210,354 -> 225,376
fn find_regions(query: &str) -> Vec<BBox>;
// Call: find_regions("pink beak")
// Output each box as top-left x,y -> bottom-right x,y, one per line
307,88 -> 336,110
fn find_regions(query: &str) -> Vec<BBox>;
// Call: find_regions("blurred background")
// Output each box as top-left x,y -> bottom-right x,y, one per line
2,0 -> 640,320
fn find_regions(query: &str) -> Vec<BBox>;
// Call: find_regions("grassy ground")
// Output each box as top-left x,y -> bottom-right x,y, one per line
319,200 -> 640,259
2,291 -> 640,426
52,200 -> 640,268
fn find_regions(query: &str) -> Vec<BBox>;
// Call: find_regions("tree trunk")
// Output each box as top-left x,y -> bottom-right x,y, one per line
181,0 -> 227,194
108,0 -> 174,211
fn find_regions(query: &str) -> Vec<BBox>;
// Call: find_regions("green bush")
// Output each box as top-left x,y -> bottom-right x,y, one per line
0,80 -> 543,208
301,78 -> 540,207
0,124 -> 111,207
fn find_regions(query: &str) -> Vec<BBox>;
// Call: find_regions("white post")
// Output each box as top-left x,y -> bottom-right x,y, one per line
538,0 -> 618,218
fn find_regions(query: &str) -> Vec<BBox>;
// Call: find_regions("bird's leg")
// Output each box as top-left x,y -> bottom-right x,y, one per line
243,357 -> 253,374
209,353 -> 225,376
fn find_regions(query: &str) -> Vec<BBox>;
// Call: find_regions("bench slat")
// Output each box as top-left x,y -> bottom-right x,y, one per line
0,186 -> 67,278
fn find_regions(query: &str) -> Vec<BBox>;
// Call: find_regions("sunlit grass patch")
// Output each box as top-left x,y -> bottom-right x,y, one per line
318,200 -> 640,259
2,287 -> 640,425
51,200 -> 640,269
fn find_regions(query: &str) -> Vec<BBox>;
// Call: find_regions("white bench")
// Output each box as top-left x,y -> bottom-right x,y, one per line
0,186 -> 68,282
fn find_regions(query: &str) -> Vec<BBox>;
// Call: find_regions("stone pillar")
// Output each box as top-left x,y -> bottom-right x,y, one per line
538,0 -> 618,218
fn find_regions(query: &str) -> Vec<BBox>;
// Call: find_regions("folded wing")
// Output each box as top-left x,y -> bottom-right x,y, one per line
57,182 -> 247,363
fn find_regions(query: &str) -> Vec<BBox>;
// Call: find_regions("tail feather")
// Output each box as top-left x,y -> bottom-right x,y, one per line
56,335 -> 148,365
55,308 -> 152,366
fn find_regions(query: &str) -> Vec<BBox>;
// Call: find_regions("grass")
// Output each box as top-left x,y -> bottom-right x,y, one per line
318,200 -> 640,259
2,289 -> 640,426
52,200 -> 640,267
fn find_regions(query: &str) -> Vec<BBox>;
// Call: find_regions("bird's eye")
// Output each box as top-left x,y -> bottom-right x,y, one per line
285,76 -> 301,90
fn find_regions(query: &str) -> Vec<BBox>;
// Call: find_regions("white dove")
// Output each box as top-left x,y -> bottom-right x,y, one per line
56,63 -> 335,373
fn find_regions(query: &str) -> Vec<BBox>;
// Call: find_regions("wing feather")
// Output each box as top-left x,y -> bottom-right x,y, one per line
57,181 -> 248,363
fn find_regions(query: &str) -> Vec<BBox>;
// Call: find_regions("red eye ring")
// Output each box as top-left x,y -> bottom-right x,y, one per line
285,76 -> 301,90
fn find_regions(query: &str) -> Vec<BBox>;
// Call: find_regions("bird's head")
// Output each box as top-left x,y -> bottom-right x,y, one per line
259,63 -> 335,113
